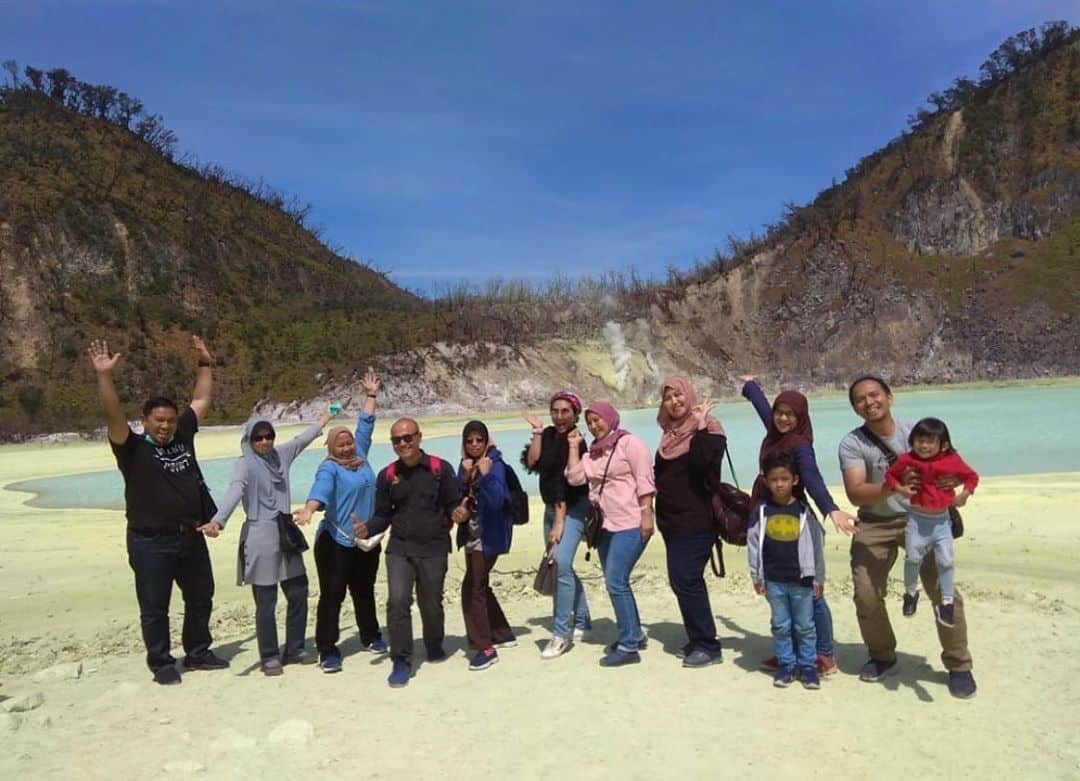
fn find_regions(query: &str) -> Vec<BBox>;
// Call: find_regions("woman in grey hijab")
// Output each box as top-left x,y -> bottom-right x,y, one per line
211,407 -> 333,675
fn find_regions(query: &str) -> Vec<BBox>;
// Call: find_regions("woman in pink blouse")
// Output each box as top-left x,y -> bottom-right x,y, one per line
566,402 -> 656,667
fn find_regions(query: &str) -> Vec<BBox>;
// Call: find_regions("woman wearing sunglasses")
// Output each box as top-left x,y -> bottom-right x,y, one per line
450,420 -> 516,671
294,371 -> 385,674
210,405 -> 334,676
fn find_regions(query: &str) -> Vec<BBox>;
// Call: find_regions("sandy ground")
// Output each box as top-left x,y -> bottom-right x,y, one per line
1,427 -> 1079,780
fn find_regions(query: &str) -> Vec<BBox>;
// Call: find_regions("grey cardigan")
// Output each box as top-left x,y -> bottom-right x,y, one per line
212,419 -> 323,527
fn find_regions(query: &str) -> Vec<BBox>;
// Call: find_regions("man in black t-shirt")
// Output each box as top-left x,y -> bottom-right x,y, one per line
89,337 -> 229,685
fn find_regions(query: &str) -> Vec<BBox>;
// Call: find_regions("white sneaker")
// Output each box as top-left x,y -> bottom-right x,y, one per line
494,638 -> 517,649
572,627 -> 587,642
541,635 -> 571,659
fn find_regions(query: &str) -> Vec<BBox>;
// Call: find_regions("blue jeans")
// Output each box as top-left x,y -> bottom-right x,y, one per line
764,580 -> 816,670
663,530 -> 722,654
785,594 -> 834,658
813,595 -> 834,657
597,527 -> 647,653
905,509 -> 955,600
543,498 -> 592,638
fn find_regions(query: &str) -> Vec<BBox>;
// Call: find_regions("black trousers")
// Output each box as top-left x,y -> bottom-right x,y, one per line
386,552 -> 447,662
252,574 -> 309,661
314,532 -> 382,656
664,530 -> 723,654
126,528 -> 215,671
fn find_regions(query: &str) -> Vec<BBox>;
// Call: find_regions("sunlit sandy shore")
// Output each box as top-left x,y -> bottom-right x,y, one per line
1,421 -> 1079,778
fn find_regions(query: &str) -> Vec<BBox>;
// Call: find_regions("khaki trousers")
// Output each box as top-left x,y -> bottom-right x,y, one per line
850,516 -> 973,671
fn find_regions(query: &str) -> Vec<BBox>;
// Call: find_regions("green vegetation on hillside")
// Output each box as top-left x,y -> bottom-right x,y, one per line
1,22 -> 1077,436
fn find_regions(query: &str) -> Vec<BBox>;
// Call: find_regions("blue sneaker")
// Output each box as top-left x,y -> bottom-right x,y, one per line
468,647 -> 499,671
319,653 -> 342,674
773,665 -> 796,687
800,666 -> 821,689
599,648 -> 641,667
387,658 -> 412,688
362,639 -> 389,655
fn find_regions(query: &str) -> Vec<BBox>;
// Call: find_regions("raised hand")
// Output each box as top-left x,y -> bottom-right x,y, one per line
360,369 -> 381,396
566,428 -> 583,448
522,411 -> 544,431
737,374 -> 757,384
477,456 -> 493,476
87,340 -> 121,374
691,398 -> 715,429
192,335 -> 212,364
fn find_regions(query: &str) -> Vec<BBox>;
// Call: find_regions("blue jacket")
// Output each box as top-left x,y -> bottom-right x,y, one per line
455,446 -> 513,557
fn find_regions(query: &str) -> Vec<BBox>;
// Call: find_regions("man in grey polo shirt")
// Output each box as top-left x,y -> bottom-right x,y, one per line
838,374 -> 976,699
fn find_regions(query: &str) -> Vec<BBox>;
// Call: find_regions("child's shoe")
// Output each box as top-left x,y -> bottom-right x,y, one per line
902,591 -> 919,617
800,666 -> 821,689
936,602 -> 956,628
772,665 -> 796,688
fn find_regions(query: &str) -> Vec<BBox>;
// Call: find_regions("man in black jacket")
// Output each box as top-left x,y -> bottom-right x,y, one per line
356,418 -> 460,688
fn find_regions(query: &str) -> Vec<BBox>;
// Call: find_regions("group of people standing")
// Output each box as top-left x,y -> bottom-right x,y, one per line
89,337 -> 977,699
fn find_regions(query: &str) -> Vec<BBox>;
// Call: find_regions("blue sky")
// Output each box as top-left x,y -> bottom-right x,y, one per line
2,1 -> 1076,295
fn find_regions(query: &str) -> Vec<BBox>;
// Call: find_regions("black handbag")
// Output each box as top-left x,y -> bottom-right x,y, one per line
533,545 -> 557,596
276,511 -> 309,555
708,446 -> 750,578
583,438 -> 620,560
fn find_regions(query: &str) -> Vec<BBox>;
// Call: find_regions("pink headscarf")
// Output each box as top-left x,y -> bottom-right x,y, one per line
549,390 -> 582,416
585,401 -> 630,458
657,376 -> 725,460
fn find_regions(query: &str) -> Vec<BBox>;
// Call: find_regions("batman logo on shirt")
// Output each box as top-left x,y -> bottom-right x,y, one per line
765,513 -> 800,542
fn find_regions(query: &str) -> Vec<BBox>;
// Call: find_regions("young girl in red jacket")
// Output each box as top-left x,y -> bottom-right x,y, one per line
885,418 -> 978,629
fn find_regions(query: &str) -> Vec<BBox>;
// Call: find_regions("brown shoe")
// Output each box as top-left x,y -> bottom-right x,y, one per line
760,655 -> 779,671
817,654 -> 838,676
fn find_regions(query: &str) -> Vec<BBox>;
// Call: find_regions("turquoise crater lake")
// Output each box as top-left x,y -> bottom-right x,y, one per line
8,385 -> 1079,512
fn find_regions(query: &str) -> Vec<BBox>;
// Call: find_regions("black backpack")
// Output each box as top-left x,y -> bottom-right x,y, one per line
503,463 -> 529,525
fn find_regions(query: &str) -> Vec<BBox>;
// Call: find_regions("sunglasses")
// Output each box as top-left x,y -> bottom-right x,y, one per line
464,436 -> 487,445
252,434 -> 275,443
390,432 -> 418,445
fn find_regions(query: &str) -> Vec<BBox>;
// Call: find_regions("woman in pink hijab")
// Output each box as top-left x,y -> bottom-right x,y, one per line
566,401 -> 656,667
654,377 -> 728,669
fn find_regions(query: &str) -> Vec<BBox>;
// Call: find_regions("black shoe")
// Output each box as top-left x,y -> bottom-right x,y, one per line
183,651 -> 230,671
902,592 -> 919,617
153,666 -> 182,685
948,670 -> 977,699
282,649 -> 317,666
858,658 -> 898,682
261,658 -> 284,677
936,603 -> 956,628
426,645 -> 449,663
604,637 -> 648,654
